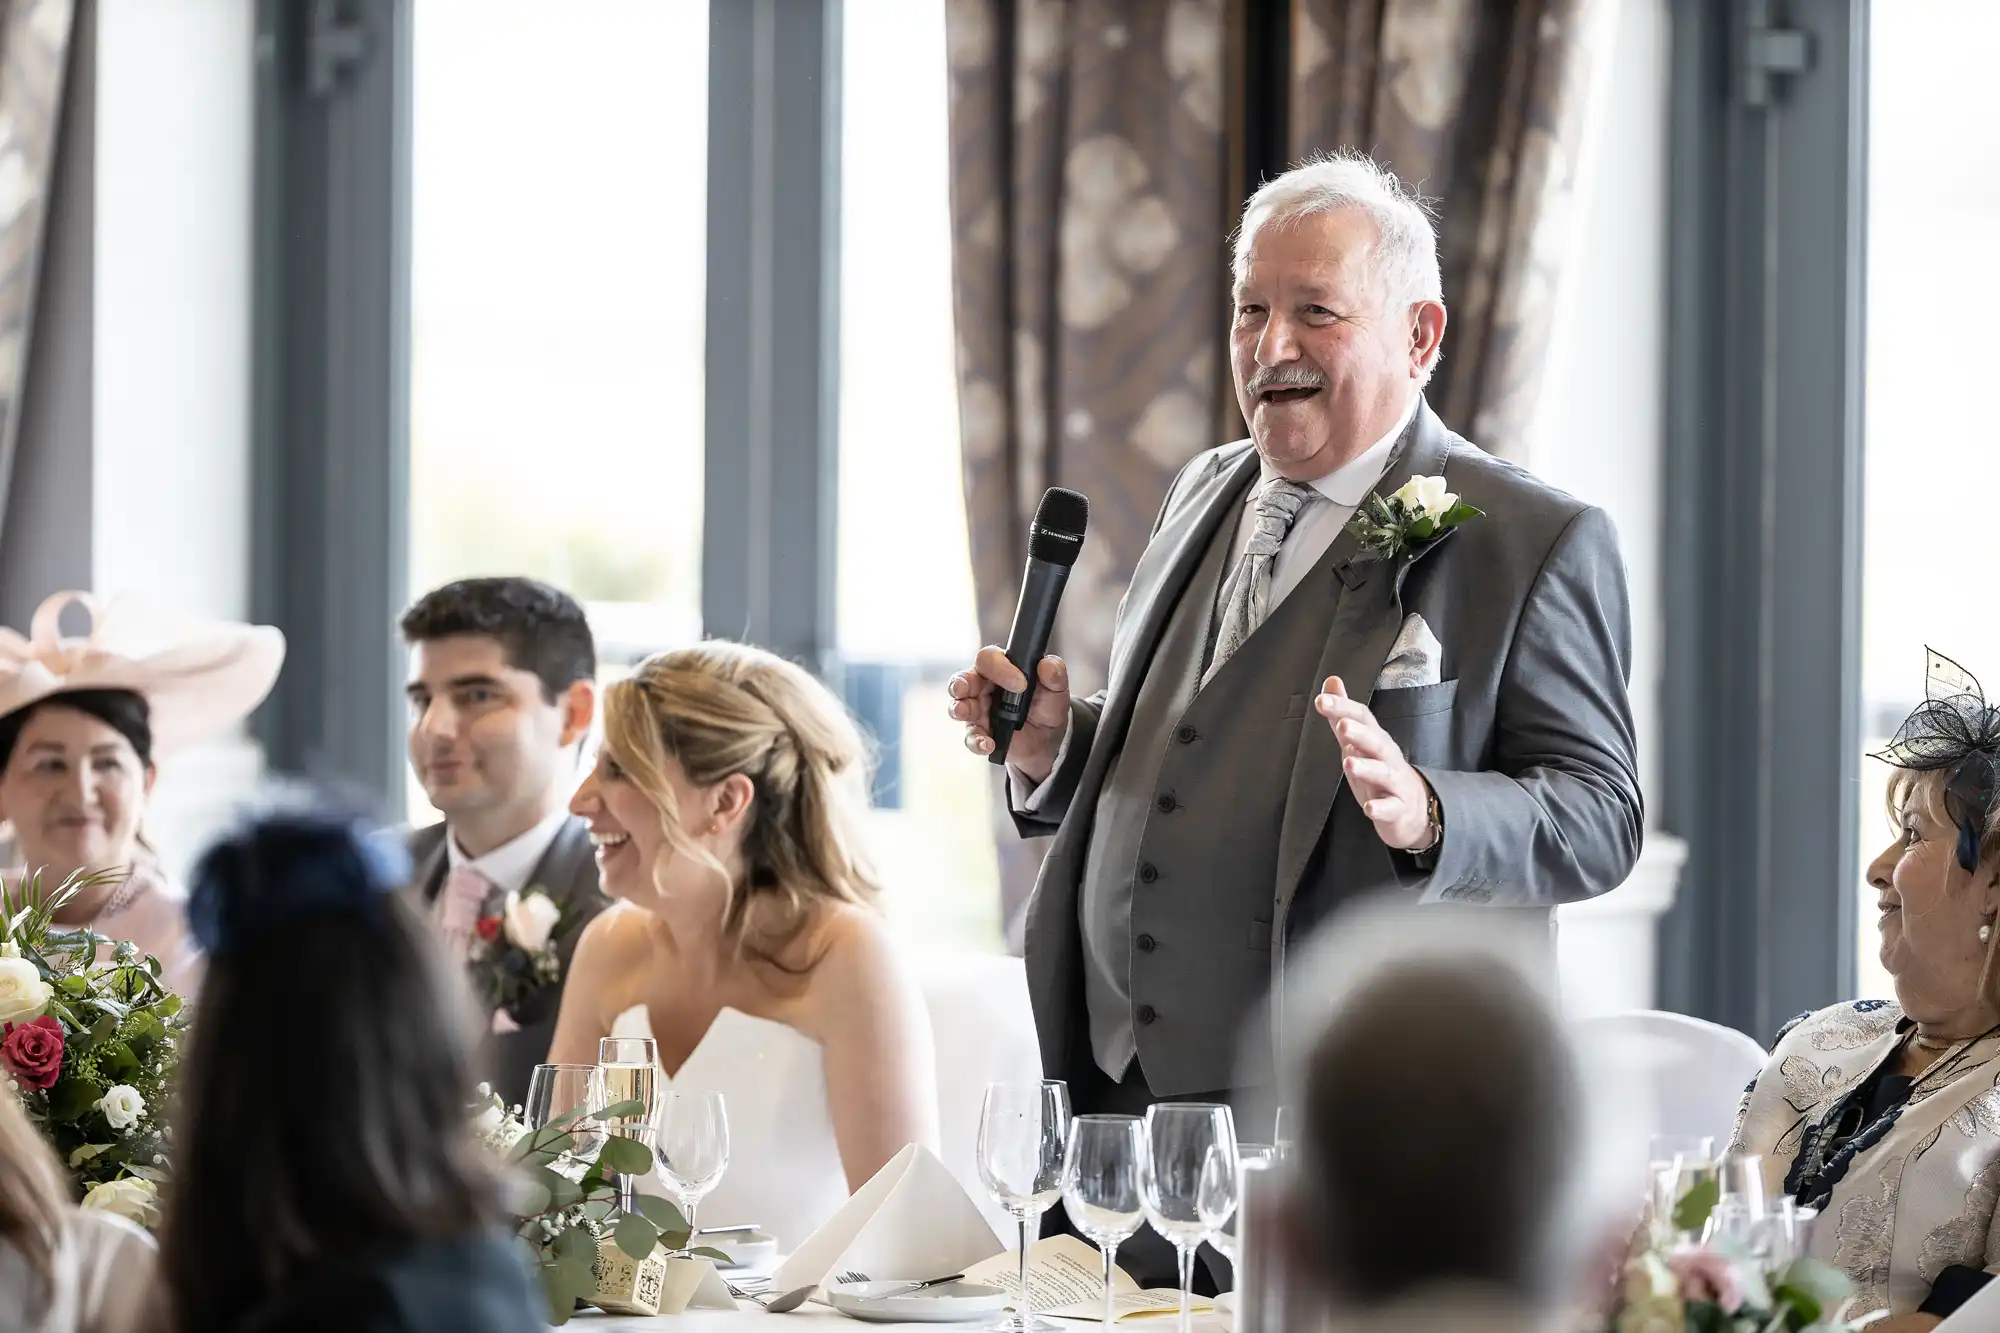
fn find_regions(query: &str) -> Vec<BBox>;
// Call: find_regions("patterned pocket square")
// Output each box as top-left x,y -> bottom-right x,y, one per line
1374,614 -> 1443,691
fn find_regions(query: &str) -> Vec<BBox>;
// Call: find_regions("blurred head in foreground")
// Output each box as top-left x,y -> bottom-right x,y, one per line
1273,901 -> 1636,1327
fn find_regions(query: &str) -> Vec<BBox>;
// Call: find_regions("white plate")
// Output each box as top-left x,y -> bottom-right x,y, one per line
699,1229 -> 778,1271
827,1281 -> 1012,1324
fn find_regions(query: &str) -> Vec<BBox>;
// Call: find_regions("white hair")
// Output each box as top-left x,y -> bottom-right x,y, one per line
1231,151 -> 1444,311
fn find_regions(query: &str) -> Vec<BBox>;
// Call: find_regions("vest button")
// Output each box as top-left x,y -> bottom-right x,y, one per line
1138,862 -> 1159,884
1155,793 -> 1176,814
1137,933 -> 1158,953
1176,725 -> 1198,744
1136,1004 -> 1158,1025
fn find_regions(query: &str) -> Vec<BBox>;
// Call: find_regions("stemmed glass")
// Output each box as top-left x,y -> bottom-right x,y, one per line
598,1036 -> 660,1214
977,1080 -> 1072,1332
524,1063 -> 607,1180
1204,1143 -> 1270,1267
1708,1152 -> 1768,1244
1143,1103 -> 1237,1333
655,1089 -> 730,1241
1060,1115 -> 1147,1326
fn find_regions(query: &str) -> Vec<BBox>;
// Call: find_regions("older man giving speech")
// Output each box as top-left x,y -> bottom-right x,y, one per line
948,154 -> 1643,1284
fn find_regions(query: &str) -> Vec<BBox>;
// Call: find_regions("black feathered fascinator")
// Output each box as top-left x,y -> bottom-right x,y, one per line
1870,649 -> 2000,873
186,795 -> 412,955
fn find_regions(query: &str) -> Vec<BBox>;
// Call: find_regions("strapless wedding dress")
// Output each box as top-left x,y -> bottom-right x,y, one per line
610,1005 -> 852,1251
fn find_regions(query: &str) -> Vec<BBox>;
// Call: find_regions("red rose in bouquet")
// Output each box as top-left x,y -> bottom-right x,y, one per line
475,915 -> 502,942
2,1014 -> 65,1090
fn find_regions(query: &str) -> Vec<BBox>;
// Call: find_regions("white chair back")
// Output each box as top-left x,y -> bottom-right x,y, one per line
917,951 -> 1042,1244
1572,1009 -> 1767,1151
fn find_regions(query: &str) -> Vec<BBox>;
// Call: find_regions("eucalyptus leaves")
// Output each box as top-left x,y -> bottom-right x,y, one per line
476,1088 -> 729,1324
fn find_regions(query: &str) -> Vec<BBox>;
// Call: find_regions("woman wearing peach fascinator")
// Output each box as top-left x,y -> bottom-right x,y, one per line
0,592 -> 285,998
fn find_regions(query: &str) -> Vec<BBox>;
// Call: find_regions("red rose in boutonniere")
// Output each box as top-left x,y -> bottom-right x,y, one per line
474,915 -> 502,943
2,1014 -> 66,1090
465,887 -> 573,1026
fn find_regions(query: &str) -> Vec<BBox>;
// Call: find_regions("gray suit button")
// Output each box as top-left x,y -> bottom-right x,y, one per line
1136,1004 -> 1158,1025
1138,862 -> 1159,884
1176,725 -> 1198,744
1155,793 -> 1176,813
1137,933 -> 1158,953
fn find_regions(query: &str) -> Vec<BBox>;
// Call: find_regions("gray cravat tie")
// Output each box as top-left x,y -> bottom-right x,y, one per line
1204,476 -> 1317,686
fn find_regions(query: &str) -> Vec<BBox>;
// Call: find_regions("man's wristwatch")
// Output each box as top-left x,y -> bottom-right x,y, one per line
1411,783 -> 1444,856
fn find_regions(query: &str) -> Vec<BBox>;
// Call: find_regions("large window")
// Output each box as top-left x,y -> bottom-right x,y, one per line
836,0 -> 1001,951
406,0 -> 709,821
1855,0 -> 2000,998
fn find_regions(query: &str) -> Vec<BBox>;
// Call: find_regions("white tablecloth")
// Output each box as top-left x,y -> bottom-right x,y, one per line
571,1303 -> 1233,1331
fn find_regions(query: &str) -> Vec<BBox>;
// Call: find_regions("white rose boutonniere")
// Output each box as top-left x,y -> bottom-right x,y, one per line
1347,473 -> 1482,563
95,1084 -> 145,1131
80,1175 -> 160,1225
0,956 -> 52,1025
502,888 -> 563,954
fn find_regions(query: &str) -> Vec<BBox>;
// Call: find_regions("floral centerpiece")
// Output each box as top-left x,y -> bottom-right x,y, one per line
1610,1183 -> 1883,1332
0,869 -> 186,1224
472,1086 -> 728,1324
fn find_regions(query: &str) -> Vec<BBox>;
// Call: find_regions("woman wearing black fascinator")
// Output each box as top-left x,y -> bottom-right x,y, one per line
154,798 -> 542,1333
1730,651 -> 2000,1329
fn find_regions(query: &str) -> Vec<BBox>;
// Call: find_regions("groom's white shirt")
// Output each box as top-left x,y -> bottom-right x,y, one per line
445,804 -> 572,894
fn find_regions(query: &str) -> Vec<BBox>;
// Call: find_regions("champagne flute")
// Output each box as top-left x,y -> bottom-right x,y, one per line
1061,1115 -> 1147,1326
524,1063 -> 607,1179
1143,1103 -> 1236,1333
598,1036 -> 660,1214
977,1080 -> 1072,1333
1708,1152 -> 1767,1243
656,1089 -> 730,1242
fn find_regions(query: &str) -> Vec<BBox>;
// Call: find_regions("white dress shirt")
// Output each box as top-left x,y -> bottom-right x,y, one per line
445,805 -> 573,895
1012,392 -> 1418,808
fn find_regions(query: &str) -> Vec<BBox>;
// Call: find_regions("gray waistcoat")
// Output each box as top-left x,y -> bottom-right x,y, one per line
1079,483 -> 1346,1095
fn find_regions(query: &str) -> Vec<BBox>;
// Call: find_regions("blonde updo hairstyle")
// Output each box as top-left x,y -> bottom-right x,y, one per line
600,642 -> 879,968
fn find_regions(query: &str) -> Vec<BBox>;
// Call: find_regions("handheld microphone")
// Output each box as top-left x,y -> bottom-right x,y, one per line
988,486 -> 1089,765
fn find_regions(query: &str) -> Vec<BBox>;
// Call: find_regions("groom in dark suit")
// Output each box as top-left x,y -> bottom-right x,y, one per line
401,577 -> 609,1108
950,154 -> 1643,1284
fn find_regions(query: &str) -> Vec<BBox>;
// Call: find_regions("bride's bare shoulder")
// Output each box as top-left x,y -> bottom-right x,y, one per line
572,902 -> 655,972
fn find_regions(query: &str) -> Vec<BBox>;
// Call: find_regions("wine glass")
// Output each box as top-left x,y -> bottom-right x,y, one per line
1708,1152 -> 1767,1243
1061,1115 -> 1147,1326
1143,1103 -> 1236,1333
1205,1144 -> 1270,1266
977,1080 -> 1072,1332
598,1036 -> 660,1213
656,1089 -> 730,1242
524,1063 -> 607,1178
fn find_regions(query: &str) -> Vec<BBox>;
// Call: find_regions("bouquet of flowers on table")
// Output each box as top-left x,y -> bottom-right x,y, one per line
471,1086 -> 729,1324
1609,1177 -> 1882,1333
0,869 -> 186,1226
466,885 -> 573,1027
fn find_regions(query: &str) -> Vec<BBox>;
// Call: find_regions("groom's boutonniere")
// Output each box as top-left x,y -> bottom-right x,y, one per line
1346,474 -> 1482,563
467,885 -> 572,1024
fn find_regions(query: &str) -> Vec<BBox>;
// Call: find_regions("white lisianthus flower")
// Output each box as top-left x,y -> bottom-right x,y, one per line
96,1084 -> 145,1131
0,940 -> 21,958
502,889 -> 562,953
1389,474 -> 1457,521
0,956 -> 51,1024
80,1176 -> 159,1224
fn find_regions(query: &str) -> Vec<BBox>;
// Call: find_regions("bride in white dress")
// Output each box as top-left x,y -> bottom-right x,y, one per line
548,643 -> 939,1250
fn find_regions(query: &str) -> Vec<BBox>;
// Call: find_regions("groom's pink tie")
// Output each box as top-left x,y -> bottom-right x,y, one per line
436,864 -> 494,964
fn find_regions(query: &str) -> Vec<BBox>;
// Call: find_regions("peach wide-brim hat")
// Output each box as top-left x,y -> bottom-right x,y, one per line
0,590 -> 286,757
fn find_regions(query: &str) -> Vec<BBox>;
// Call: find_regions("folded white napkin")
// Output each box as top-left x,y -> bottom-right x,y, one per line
656,1256 -> 737,1314
771,1143 -> 1006,1293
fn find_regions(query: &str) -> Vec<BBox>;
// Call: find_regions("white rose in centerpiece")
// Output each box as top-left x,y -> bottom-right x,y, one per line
96,1084 -> 145,1131
0,956 -> 51,1024
1389,474 -> 1457,521
81,1176 -> 159,1224
502,889 -> 562,953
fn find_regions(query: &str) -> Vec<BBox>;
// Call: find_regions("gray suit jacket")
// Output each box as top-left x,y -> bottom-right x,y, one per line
1016,399 -> 1644,1087
408,817 -> 607,1107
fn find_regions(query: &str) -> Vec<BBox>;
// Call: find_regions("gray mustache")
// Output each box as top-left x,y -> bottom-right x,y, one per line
1244,367 -> 1329,394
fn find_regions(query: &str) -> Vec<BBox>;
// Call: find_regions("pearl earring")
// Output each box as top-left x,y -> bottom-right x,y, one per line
1982,924 -> 1993,944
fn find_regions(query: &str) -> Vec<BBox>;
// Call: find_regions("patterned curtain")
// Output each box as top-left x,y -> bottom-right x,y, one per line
1290,0 -> 1611,461
0,0 -> 78,551
945,0 -> 1608,933
945,0 -> 1234,935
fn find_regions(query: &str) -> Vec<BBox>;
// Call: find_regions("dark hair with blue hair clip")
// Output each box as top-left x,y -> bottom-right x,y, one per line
186,797 -> 412,955
159,790 -> 505,1332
